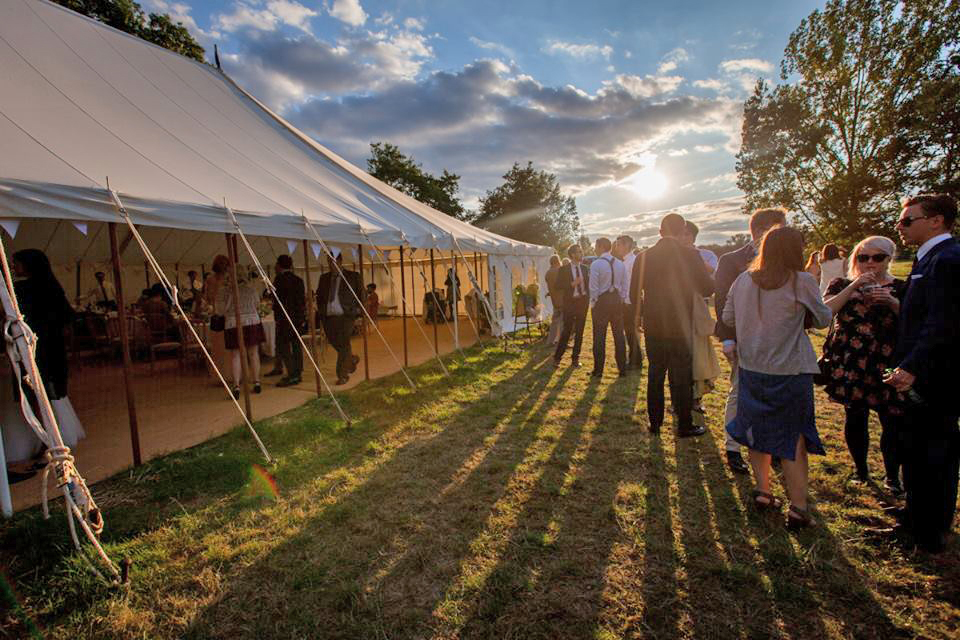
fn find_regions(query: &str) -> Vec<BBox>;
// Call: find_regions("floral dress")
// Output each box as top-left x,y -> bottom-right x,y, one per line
818,277 -> 907,415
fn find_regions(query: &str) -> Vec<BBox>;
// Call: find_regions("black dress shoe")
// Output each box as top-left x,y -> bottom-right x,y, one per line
677,425 -> 707,438
264,368 -> 284,377
618,371 -> 628,378
726,451 -> 750,475
649,424 -> 662,435
590,371 -> 602,378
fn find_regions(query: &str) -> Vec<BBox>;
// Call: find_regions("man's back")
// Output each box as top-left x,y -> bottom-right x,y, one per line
713,242 -> 755,340
274,270 -> 306,326
642,237 -> 714,339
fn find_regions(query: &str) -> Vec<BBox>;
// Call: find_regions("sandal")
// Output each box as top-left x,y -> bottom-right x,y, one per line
786,505 -> 817,530
751,489 -> 782,512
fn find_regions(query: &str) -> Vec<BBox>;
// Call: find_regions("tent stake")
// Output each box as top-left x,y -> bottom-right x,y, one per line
358,244 -> 369,382
226,234 -> 253,420
302,240 -> 322,398
109,222 -> 142,467
399,246 -> 408,367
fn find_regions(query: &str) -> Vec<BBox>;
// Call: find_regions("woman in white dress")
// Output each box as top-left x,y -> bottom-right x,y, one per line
817,243 -> 846,296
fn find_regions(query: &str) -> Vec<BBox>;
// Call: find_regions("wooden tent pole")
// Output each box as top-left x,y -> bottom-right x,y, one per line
109,222 -> 142,466
226,234 -> 253,419
358,244 -> 369,381
430,249 -> 439,352
144,260 -> 150,288
75,259 -> 81,301
302,240 -> 321,398
399,246 -> 408,367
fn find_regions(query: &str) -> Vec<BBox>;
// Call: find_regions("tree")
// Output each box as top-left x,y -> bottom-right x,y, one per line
367,143 -> 467,220
736,0 -> 960,246
474,162 -> 581,249
54,0 -> 205,62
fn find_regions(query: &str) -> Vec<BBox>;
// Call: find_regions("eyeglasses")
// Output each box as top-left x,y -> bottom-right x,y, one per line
856,253 -> 889,263
896,215 -> 930,228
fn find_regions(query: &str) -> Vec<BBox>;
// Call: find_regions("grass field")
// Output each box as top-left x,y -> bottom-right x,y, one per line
1,319 -> 958,639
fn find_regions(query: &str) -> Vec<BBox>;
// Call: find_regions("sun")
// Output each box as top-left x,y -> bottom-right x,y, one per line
625,165 -> 669,200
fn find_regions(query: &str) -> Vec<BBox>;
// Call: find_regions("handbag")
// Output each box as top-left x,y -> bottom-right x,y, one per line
210,314 -> 225,332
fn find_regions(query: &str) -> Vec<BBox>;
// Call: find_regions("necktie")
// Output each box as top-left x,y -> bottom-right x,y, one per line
99,283 -> 108,302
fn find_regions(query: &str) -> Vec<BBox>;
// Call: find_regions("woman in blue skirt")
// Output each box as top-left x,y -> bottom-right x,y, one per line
722,227 -> 833,529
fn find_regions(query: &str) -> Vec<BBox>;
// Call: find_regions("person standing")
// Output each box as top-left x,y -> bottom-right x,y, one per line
216,268 -> 265,398
589,237 -> 628,378
544,255 -> 564,345
316,250 -> 362,386
553,244 -> 590,367
268,255 -> 306,387
82,271 -> 117,311
640,214 -> 714,437
714,208 -> 787,474
820,236 -> 905,491
618,235 -> 643,371
818,243 -> 846,295
682,221 -> 722,430
444,268 -> 461,321
885,193 -> 960,553
723,227 -> 832,529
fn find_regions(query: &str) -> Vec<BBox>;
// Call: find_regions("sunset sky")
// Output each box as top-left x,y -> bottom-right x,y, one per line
144,0 -> 824,244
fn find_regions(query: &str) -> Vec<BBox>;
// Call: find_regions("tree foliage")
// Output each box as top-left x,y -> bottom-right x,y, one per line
736,0 -> 960,245
474,162 -> 581,249
54,0 -> 205,62
367,142 -> 467,220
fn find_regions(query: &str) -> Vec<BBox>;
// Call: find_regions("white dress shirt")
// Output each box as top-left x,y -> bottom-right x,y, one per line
327,274 -> 344,316
589,252 -> 627,307
916,232 -> 953,262
622,252 -> 637,304
569,262 -> 588,298
85,280 -> 116,304
697,248 -> 719,273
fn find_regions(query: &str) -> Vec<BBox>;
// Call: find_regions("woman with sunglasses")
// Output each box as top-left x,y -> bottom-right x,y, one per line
819,236 -> 906,493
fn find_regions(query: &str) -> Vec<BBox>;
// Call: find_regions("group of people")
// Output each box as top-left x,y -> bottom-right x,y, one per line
545,193 -> 959,552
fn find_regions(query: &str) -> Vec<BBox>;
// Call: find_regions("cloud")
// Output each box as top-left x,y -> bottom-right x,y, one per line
328,0 -> 367,27
612,74 -> 683,98
719,58 -> 773,74
403,17 -> 425,31
543,40 -> 613,60
657,47 -> 689,74
470,37 -> 515,59
142,0 -> 220,49
693,78 -> 726,91
214,0 -> 318,34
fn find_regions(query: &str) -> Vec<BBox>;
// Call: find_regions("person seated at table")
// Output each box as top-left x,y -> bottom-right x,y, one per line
180,270 -> 203,312
80,271 -> 117,311
141,284 -> 179,341
216,269 -> 265,398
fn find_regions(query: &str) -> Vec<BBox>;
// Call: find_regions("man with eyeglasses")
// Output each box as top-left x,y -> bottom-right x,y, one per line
884,193 -> 960,553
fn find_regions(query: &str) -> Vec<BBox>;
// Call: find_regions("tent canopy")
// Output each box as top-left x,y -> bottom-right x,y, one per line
0,0 -> 551,264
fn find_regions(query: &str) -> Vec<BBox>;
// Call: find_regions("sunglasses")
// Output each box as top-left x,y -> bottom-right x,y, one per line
896,215 -> 930,228
856,253 -> 889,263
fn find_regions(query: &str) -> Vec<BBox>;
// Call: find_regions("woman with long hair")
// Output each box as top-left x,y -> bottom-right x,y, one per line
204,255 -> 230,380
215,265 -> 265,399
819,236 -> 905,492
818,242 -> 845,295
722,227 -> 832,529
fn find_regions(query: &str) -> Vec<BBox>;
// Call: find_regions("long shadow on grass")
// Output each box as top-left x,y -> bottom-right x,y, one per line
434,371 -> 613,639
0,346 -> 530,633
183,351 -> 575,638
694,421 -> 909,639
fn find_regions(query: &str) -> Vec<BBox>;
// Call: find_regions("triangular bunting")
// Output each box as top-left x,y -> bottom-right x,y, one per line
311,242 -> 322,259
73,221 -> 88,236
0,220 -> 20,238
383,250 -> 391,261
368,248 -> 377,259
286,240 -> 298,255
350,248 -> 358,260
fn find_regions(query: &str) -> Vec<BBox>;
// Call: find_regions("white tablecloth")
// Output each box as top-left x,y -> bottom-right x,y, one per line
260,316 -> 276,357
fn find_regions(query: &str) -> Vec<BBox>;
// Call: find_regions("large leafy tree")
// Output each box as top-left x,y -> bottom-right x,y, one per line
367,142 -> 467,220
736,0 -> 960,245
474,162 -> 581,249
54,0 -> 205,62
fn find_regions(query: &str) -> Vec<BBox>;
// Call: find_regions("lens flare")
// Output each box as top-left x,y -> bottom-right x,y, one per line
248,464 -> 280,500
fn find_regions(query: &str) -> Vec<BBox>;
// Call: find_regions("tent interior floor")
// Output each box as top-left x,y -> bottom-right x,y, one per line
8,316 -> 482,512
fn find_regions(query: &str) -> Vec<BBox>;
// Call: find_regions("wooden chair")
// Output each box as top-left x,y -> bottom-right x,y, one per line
143,311 -> 182,373
178,318 -> 207,368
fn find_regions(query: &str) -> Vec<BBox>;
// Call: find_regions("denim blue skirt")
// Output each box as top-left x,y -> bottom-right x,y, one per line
726,368 -> 825,460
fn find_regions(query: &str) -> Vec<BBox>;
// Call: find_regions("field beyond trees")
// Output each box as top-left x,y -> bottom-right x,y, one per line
2,323 -> 958,639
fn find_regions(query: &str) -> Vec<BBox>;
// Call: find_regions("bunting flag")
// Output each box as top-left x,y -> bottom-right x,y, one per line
329,246 -> 342,259
408,248 -> 417,258
0,220 -> 20,239
383,250 -> 391,261
350,248 -> 358,260
311,242 -> 322,259
72,221 -> 88,236
286,240 -> 298,255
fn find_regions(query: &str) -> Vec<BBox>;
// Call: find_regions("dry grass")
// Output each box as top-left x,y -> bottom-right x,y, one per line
1,323 -> 959,639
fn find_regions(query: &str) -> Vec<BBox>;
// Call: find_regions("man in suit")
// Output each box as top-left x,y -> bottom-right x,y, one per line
545,255 -> 564,345
641,214 -> 714,437
316,250 -> 362,385
553,244 -> 590,367
589,237 -> 628,377
617,234 -> 643,372
714,207 -> 787,472
885,193 -> 960,553
269,254 -> 306,387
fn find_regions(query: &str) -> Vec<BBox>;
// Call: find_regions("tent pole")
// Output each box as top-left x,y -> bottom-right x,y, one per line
0,428 -> 10,518
302,240 -> 321,398
358,244 -> 369,382
144,260 -> 150,289
226,234 -> 253,420
409,250 -> 416,319
430,249 -> 439,353
75,259 -> 81,301
109,222 -> 142,467
399,246 -> 408,367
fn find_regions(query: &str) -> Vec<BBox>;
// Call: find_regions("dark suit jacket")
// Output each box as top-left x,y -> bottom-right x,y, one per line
640,237 -> 714,340
554,262 -> 590,309
713,242 -> 756,341
894,237 -> 960,413
316,269 -> 362,318
272,270 -> 306,333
